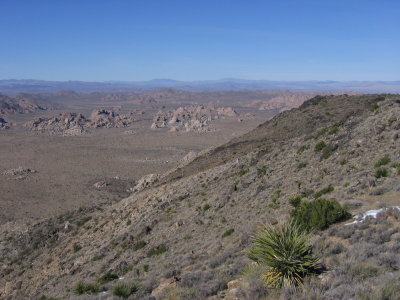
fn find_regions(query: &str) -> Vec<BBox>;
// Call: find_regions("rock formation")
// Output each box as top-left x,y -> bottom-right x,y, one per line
151,104 -> 237,132
0,117 -> 10,130
24,109 -> 136,135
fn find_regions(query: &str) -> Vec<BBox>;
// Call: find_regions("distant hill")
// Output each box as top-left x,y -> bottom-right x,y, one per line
1,79 -> 400,94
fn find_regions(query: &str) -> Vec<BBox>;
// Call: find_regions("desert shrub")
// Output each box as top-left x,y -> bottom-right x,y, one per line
98,271 -> 119,284
288,194 -> 302,207
297,162 -> 308,169
297,145 -> 309,154
133,240 -> 146,251
147,244 -> 168,257
375,167 -> 389,178
314,128 -> 328,139
162,286 -> 201,300
73,243 -> 82,252
300,188 -> 314,198
349,262 -> 381,281
329,123 -> 340,135
314,185 -> 334,198
290,198 -> 349,231
357,280 -> 400,300
378,280 -> 400,300
142,264 -> 149,272
238,169 -> 249,176
314,141 -> 327,152
222,228 -> 235,238
375,155 -> 391,168
112,281 -> 140,298
248,221 -> 321,288
203,204 -> 210,211
320,144 -> 338,160
257,165 -> 267,177
74,281 -> 100,295
370,103 -> 379,111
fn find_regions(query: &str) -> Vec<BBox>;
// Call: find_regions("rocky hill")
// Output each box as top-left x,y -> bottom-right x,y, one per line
1,94 -> 400,299
151,104 -> 238,132
24,109 -> 136,135
0,93 -> 48,114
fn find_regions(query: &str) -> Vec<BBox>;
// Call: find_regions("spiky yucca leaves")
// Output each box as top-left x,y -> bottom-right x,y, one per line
248,221 -> 320,288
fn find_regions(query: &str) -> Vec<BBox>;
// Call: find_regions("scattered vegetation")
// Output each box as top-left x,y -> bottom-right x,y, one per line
248,221 -> 321,288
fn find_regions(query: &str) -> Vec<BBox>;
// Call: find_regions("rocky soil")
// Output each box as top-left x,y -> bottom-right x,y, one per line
1,94 -> 400,299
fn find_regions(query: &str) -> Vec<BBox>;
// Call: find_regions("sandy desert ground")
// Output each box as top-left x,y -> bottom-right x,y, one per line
0,100 -> 270,224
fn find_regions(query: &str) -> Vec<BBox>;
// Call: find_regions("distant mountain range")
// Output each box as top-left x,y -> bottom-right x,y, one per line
0,78 -> 399,94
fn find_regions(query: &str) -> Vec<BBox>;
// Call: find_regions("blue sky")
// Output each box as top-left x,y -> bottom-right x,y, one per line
0,0 -> 399,81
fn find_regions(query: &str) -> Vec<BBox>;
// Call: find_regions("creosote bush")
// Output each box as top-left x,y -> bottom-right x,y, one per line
290,198 -> 349,231
112,281 -> 140,298
74,281 -> 100,295
248,221 -> 321,288
375,155 -> 391,168
375,167 -> 389,178
147,244 -> 168,257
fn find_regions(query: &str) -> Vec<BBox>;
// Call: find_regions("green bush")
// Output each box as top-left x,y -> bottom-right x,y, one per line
222,228 -> 235,238
147,244 -> 168,257
320,144 -> 338,160
248,221 -> 320,288
133,240 -> 146,251
257,165 -> 267,177
98,272 -> 119,284
314,185 -> 334,198
314,141 -> 327,152
297,162 -> 308,169
112,282 -> 140,298
290,198 -> 349,231
74,281 -> 100,295
375,155 -> 391,168
375,167 -> 389,178
288,194 -> 302,207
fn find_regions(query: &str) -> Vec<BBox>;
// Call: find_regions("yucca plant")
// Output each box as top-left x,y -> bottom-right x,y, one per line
248,221 -> 320,288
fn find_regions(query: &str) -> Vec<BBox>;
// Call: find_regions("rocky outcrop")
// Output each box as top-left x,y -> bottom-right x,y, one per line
2,167 -> 37,180
151,104 -> 237,132
89,109 -> 135,128
24,109 -> 136,135
0,117 -> 10,130
24,112 -> 88,135
0,93 -> 47,114
129,173 -> 160,193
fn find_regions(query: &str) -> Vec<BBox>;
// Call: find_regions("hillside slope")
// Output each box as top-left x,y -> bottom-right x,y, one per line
1,94 -> 400,300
